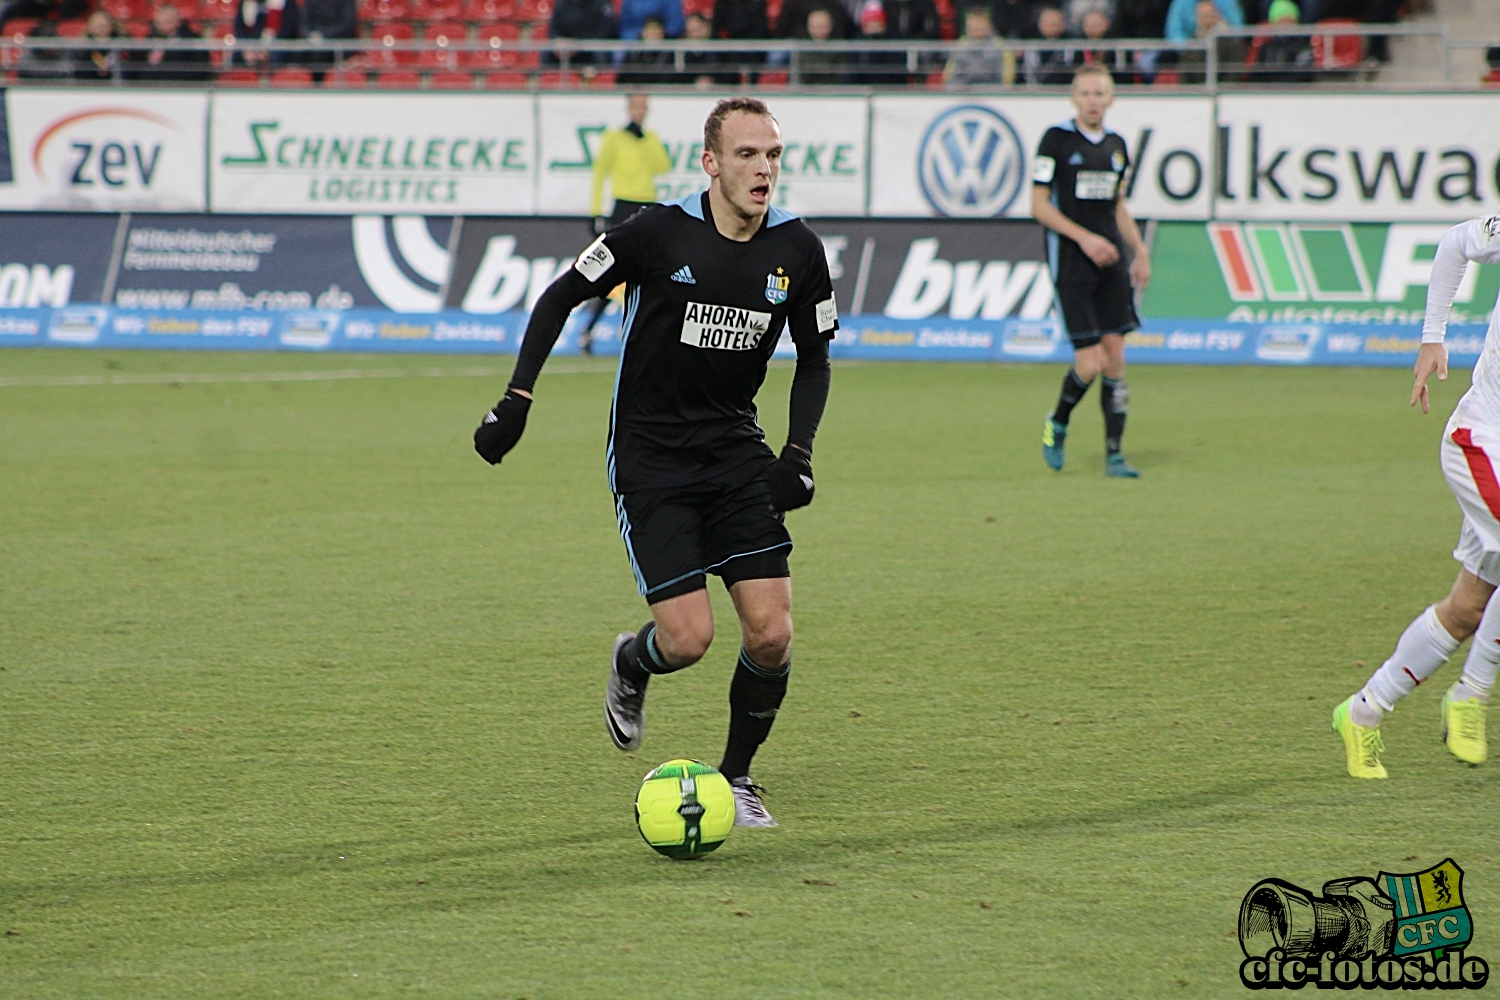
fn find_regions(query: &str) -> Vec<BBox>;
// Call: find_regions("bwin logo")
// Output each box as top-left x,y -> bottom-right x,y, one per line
917,105 -> 1025,219
351,215 -> 452,313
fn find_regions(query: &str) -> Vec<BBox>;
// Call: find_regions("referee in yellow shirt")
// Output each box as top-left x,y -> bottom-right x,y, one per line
579,94 -> 672,354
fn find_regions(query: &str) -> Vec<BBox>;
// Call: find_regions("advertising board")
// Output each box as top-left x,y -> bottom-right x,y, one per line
209,92 -> 536,215
0,88 -> 207,211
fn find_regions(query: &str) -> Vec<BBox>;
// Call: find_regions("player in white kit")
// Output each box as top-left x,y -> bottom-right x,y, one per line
1333,216 -> 1500,778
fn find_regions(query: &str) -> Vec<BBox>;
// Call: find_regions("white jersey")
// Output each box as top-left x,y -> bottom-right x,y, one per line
1425,216 -> 1500,413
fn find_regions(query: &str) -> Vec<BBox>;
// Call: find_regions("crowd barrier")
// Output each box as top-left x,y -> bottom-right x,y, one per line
0,212 -> 1490,366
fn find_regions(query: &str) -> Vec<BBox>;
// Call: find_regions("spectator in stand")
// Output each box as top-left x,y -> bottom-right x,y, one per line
1165,0 -> 1244,81
618,0 -> 683,39
848,0 -> 908,85
990,0 -> 1037,37
945,5 -> 1007,86
1110,0 -> 1168,35
548,0 -> 616,69
776,0 -> 852,37
681,11 -> 721,85
232,0 -> 302,66
0,0 -> 85,31
129,2 -> 211,82
619,13 -> 677,83
1164,0 -> 1238,40
710,0 -> 768,84
300,0 -> 356,78
1062,0 -> 1109,33
73,10 -> 128,81
1074,8 -> 1114,68
796,6 -> 846,83
1022,4 -> 1072,83
1251,0 -> 1311,81
882,0 -> 940,39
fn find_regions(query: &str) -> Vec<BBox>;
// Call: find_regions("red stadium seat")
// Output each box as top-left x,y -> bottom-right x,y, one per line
55,17 -> 87,35
463,0 -> 514,20
416,20 -> 465,67
370,20 -> 417,65
513,0 -> 549,22
359,0 -> 410,22
100,0 -> 149,20
525,18 -> 546,38
218,69 -> 262,85
1311,19 -> 1363,70
467,21 -> 536,68
2,17 -> 39,36
483,69 -> 527,87
410,0 -> 464,21
324,68 -> 369,86
271,67 -> 315,86
1484,68 -> 1500,89
429,70 -> 474,87
681,0 -> 711,16
376,69 -> 422,86
538,70 -> 578,87
589,69 -> 614,86
758,70 -> 788,86
198,0 -> 236,20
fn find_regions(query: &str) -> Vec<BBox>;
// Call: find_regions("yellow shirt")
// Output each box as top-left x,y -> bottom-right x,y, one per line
591,126 -> 672,217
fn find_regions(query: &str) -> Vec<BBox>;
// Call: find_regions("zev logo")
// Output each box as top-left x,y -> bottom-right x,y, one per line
32,107 -> 178,189
917,105 -> 1025,218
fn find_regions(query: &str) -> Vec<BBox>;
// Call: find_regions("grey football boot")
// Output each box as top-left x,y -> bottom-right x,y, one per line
604,631 -> 647,751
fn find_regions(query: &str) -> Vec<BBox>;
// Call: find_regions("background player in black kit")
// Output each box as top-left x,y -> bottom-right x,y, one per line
473,97 -> 837,830
1033,65 -> 1151,478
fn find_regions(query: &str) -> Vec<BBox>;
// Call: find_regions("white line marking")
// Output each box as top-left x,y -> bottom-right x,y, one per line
0,363 -> 611,388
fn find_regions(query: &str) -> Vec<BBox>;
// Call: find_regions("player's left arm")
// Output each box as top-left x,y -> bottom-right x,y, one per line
1115,191 -> 1150,290
767,239 -> 839,511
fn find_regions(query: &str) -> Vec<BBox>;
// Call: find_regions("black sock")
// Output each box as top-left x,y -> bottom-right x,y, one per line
719,647 -> 789,781
1100,376 -> 1128,455
1052,367 -> 1093,426
615,621 -> 680,687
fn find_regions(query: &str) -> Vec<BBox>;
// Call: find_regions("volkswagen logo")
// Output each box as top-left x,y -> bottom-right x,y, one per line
917,104 -> 1025,218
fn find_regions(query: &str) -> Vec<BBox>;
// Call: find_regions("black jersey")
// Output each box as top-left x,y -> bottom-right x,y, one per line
566,192 -> 837,494
1032,120 -> 1129,250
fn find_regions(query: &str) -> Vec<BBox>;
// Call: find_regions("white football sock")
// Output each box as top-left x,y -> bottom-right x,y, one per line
1457,598 -> 1500,703
1358,606 -> 1460,722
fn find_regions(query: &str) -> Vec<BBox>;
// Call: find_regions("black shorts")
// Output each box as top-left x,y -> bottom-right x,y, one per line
614,474 -> 792,604
1053,248 -> 1139,350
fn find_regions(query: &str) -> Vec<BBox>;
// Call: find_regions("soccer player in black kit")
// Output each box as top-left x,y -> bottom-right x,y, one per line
1033,65 -> 1151,478
473,97 -> 837,830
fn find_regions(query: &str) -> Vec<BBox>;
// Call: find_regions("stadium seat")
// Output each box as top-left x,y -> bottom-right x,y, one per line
467,21 -> 536,68
324,68 -> 369,86
124,19 -> 151,37
463,0 -> 514,21
1153,69 -> 1181,85
526,19 -> 546,38
2,17 -> 39,36
538,69 -> 578,87
198,0 -> 236,20
681,0 -> 712,16
416,21 -> 466,68
758,70 -> 788,86
428,69 -> 474,87
1484,68 -> 1500,89
376,69 -> 422,86
513,0 -> 550,22
589,69 -> 614,86
271,67 -> 315,86
370,20 -> 417,65
411,0 -> 464,21
218,69 -> 262,85
1311,19 -> 1363,71
100,0 -> 149,20
55,17 -> 87,35
359,0 -> 410,22
483,70 -> 527,87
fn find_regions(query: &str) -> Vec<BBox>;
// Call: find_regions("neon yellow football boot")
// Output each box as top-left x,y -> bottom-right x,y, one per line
1441,684 -> 1487,765
1332,697 -> 1388,779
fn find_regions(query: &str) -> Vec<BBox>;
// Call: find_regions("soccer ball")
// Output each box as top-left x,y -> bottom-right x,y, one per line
634,759 -> 735,860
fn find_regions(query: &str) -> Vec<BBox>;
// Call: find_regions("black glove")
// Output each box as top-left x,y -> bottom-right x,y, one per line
766,444 -> 815,511
473,389 -> 531,465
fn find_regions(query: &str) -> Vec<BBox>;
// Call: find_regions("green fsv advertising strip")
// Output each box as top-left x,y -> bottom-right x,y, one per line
1143,221 -> 1500,327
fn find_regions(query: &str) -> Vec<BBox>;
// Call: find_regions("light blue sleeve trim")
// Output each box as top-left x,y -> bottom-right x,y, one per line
664,191 -> 706,219
766,204 -> 799,228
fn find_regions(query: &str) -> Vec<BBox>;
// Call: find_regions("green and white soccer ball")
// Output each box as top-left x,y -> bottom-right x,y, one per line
634,759 -> 735,860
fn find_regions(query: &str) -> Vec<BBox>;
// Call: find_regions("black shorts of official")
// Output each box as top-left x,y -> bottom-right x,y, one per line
1055,256 -> 1139,350
614,474 -> 792,604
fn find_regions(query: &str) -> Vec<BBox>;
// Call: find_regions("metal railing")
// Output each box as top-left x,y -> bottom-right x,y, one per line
0,22 -> 1486,90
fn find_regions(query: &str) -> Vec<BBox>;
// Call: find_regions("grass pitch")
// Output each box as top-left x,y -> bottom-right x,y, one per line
2,348 -> 1497,999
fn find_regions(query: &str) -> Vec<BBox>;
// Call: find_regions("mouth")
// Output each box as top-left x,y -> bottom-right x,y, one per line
749,183 -> 770,202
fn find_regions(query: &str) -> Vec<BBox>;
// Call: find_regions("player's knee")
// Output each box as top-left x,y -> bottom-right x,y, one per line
658,618 -> 714,666
743,616 -> 792,668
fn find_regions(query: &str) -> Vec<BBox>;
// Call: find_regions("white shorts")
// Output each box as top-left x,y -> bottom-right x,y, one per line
1442,392 -> 1500,585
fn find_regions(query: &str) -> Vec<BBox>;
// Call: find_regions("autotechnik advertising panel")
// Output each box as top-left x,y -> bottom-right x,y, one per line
0,212 -> 1491,367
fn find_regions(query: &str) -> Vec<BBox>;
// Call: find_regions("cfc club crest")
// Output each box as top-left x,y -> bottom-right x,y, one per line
765,269 -> 788,305
1237,859 -> 1488,990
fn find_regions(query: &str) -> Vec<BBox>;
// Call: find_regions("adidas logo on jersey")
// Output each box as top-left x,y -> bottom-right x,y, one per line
671,266 -> 696,284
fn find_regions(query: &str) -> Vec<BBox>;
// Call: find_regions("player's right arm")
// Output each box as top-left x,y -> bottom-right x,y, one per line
1412,217 -> 1500,412
473,224 -> 641,465
1029,130 -> 1119,269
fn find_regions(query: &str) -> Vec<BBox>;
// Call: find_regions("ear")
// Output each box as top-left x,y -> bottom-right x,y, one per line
702,148 -> 719,178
